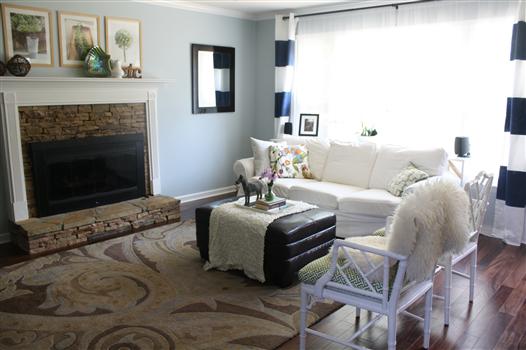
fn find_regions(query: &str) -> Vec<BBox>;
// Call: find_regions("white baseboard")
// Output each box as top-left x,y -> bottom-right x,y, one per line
178,185 -> 237,204
0,232 -> 11,244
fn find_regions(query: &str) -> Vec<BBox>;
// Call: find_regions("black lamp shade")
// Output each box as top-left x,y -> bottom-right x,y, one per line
454,137 -> 470,157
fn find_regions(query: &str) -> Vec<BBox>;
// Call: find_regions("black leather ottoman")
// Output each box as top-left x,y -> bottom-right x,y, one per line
195,198 -> 336,287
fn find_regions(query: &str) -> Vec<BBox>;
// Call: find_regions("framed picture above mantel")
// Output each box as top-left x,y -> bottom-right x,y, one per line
299,113 -> 319,137
58,11 -> 100,67
105,16 -> 142,69
1,3 -> 54,67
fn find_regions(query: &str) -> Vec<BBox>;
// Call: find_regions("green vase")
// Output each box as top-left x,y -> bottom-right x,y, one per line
265,184 -> 275,201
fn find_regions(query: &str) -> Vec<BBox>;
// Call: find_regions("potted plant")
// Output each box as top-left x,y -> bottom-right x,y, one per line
11,13 -> 43,59
360,122 -> 378,137
114,29 -> 132,63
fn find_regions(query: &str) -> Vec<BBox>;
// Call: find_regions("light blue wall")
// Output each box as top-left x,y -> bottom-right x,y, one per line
254,19 -> 275,140
0,1 -> 261,233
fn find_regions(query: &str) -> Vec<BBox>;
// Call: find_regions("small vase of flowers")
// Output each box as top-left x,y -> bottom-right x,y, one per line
260,168 -> 277,201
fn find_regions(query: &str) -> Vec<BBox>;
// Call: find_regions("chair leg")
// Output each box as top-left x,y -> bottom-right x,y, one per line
469,249 -> 477,303
299,287 -> 308,350
356,307 -> 361,319
387,314 -> 397,350
423,286 -> 433,349
444,261 -> 452,326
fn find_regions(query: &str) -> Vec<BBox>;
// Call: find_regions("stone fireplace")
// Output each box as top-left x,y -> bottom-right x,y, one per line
19,103 -> 151,217
0,77 -> 178,253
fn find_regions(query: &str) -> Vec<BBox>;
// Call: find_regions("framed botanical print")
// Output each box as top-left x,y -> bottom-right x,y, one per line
58,11 -> 100,67
299,113 -> 319,137
1,3 -> 54,66
105,16 -> 142,68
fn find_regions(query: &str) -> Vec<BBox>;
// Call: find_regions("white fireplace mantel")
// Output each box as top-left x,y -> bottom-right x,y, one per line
0,76 -> 170,222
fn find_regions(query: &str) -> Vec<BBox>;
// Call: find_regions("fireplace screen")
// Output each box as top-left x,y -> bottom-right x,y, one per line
30,134 -> 146,217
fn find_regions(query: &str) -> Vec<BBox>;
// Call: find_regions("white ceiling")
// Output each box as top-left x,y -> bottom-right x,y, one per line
187,0 -> 350,14
140,0 -> 364,20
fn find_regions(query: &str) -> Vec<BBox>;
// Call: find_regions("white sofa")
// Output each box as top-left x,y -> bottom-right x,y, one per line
233,136 -> 451,238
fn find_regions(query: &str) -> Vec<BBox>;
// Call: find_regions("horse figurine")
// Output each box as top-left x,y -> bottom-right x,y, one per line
235,175 -> 263,206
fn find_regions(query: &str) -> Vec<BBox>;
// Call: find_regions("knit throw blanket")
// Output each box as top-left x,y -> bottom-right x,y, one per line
204,199 -> 317,282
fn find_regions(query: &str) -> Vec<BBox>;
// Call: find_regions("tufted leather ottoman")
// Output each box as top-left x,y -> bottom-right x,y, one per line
195,198 -> 336,287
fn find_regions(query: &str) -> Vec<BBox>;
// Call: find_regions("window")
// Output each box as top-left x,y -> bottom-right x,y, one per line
293,1 -> 518,177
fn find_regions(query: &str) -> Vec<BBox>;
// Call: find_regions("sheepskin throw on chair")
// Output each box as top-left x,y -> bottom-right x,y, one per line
387,180 -> 471,282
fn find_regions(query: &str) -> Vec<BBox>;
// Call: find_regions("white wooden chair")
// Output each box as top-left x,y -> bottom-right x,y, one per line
436,171 -> 493,326
298,237 -> 434,350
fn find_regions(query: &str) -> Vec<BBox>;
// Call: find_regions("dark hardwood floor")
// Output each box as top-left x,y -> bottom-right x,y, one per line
278,235 -> 526,350
1,200 -> 525,349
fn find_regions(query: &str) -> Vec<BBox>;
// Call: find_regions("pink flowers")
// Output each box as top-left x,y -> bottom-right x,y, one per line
260,168 -> 277,184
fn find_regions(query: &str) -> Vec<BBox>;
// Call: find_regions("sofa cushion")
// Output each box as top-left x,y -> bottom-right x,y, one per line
387,163 -> 429,197
270,144 -> 314,179
279,135 -> 330,180
289,181 -> 364,210
368,144 -> 448,190
322,141 -> 377,188
339,189 -> 401,217
250,137 -> 285,176
272,178 -> 318,198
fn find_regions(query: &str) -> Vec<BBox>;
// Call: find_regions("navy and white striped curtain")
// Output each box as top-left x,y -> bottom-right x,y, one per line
213,52 -> 231,107
275,14 -> 297,136
494,1 -> 526,246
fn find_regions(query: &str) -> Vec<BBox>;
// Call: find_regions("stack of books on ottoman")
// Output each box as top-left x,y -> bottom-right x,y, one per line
254,197 -> 287,211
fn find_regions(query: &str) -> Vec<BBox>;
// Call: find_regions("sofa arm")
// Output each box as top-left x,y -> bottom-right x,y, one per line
233,157 -> 255,179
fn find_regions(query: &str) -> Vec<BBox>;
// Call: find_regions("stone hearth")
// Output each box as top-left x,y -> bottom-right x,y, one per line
12,196 -> 180,254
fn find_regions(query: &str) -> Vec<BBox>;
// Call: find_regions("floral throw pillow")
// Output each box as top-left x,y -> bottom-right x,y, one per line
387,163 -> 429,197
269,144 -> 314,179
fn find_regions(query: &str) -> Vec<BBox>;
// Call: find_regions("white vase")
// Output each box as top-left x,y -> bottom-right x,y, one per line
26,36 -> 39,59
110,59 -> 124,78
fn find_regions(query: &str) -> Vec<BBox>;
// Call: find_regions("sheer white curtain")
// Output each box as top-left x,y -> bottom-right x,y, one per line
294,0 -> 518,178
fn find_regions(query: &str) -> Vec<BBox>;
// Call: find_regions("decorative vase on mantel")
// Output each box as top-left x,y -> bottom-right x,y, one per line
110,59 -> 124,78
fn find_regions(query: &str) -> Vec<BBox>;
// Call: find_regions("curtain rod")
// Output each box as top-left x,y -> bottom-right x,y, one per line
283,0 -> 440,20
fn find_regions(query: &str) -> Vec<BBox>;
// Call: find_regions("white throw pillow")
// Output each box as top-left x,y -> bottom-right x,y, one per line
368,144 -> 448,190
322,141 -> 377,188
279,135 -> 330,180
250,137 -> 285,176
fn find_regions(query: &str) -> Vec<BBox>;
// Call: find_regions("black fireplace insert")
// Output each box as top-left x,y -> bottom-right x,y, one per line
30,134 -> 146,217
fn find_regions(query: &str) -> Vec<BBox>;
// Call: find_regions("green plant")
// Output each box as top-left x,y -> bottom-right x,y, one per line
73,25 -> 91,60
360,123 -> 378,137
114,29 -> 132,62
11,13 -> 43,34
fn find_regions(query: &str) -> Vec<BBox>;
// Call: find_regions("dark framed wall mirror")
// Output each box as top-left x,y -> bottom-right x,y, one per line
191,44 -> 235,114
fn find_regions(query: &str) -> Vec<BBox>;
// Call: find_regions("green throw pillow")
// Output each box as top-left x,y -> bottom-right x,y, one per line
387,163 -> 429,197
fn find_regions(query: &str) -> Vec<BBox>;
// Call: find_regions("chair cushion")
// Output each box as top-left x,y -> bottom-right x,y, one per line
299,235 -> 399,294
322,141 -> 377,188
369,144 -> 448,190
272,178 -> 318,198
339,189 -> 401,217
298,254 -> 384,293
289,181 -> 365,210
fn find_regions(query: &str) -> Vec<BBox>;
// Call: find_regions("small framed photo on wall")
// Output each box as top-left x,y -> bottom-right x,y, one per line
299,113 -> 319,137
105,16 -> 142,68
58,11 -> 100,67
1,3 -> 54,66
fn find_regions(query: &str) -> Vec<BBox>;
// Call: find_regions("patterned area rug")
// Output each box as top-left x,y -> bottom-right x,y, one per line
0,220 -> 339,349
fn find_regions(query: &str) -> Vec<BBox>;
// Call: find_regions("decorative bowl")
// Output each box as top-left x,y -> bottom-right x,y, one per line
6,55 -> 31,77
83,46 -> 111,77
